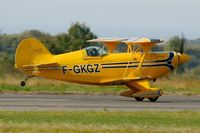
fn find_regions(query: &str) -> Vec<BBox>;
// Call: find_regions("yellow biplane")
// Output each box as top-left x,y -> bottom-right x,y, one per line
15,37 -> 190,102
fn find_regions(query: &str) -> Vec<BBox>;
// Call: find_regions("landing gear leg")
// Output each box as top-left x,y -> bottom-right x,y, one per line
20,75 -> 34,87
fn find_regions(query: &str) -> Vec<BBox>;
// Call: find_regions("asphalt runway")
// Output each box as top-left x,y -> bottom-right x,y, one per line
0,93 -> 199,111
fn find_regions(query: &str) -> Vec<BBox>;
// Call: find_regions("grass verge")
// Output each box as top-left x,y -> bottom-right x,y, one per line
0,111 -> 200,133
0,75 -> 200,95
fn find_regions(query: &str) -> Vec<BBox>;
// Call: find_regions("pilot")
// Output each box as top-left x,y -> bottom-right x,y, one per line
89,48 -> 99,56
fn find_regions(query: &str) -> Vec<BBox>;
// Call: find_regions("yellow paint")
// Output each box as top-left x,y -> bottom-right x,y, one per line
15,38 -> 191,100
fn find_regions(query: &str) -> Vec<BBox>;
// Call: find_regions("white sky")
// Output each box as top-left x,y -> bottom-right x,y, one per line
0,0 -> 200,39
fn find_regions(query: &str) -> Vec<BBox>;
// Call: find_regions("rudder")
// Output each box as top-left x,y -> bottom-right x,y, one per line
15,38 -> 53,68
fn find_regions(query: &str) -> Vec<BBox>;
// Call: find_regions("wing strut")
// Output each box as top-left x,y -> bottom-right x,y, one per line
124,42 -> 155,77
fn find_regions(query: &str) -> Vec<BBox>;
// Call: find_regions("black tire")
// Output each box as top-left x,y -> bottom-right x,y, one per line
148,97 -> 158,102
20,81 -> 26,86
135,97 -> 144,101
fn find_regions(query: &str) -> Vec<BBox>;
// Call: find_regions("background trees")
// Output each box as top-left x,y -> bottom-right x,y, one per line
165,34 -> 185,53
55,22 -> 97,53
0,22 -> 96,76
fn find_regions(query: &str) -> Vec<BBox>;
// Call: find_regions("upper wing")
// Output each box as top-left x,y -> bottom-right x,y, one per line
124,38 -> 163,52
87,37 -> 128,52
87,37 -> 127,43
87,37 -> 163,52
124,38 -> 163,44
87,37 -> 163,44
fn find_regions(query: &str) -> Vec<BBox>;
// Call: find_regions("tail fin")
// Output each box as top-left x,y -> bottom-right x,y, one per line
15,38 -> 53,68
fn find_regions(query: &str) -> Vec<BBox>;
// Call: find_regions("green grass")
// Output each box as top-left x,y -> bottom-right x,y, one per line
0,75 -> 200,95
0,83 -> 200,95
0,84 -> 124,94
151,78 -> 200,95
0,111 -> 199,133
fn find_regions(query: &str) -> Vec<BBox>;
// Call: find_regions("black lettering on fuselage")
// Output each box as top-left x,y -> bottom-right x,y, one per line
62,66 -> 67,74
73,65 -> 81,73
61,64 -> 100,74
94,64 -> 100,72
87,64 -> 94,73
80,65 -> 88,73
71,64 -> 100,74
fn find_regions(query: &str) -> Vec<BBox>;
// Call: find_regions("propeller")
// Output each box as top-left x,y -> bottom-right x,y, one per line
165,34 -> 189,78
177,34 -> 190,66
179,34 -> 185,54
177,35 -> 183,67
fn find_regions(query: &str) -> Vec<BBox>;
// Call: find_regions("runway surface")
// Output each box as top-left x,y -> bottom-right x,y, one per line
0,93 -> 199,111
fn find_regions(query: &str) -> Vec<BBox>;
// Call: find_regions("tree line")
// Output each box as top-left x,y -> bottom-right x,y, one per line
0,22 -> 96,75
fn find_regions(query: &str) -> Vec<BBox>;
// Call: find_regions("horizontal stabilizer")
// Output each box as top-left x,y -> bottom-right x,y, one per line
19,63 -> 60,71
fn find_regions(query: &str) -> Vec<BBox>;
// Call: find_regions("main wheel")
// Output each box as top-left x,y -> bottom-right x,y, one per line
148,97 -> 158,102
135,97 -> 144,101
20,81 -> 26,86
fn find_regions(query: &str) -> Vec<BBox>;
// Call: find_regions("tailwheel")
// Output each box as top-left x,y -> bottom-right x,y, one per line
135,97 -> 144,101
20,75 -> 34,87
148,97 -> 159,102
20,81 -> 26,86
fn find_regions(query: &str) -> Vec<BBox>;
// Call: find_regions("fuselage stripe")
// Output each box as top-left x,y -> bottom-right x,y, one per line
101,52 -> 174,70
101,52 -> 174,66
102,64 -> 170,69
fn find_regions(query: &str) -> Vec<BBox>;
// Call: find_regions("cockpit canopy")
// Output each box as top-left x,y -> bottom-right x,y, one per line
84,37 -> 163,56
84,46 -> 108,57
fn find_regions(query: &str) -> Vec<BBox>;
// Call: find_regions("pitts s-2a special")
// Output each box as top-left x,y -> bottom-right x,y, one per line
15,37 -> 190,102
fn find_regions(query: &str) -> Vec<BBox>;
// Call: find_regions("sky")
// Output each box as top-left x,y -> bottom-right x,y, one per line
0,0 -> 200,39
